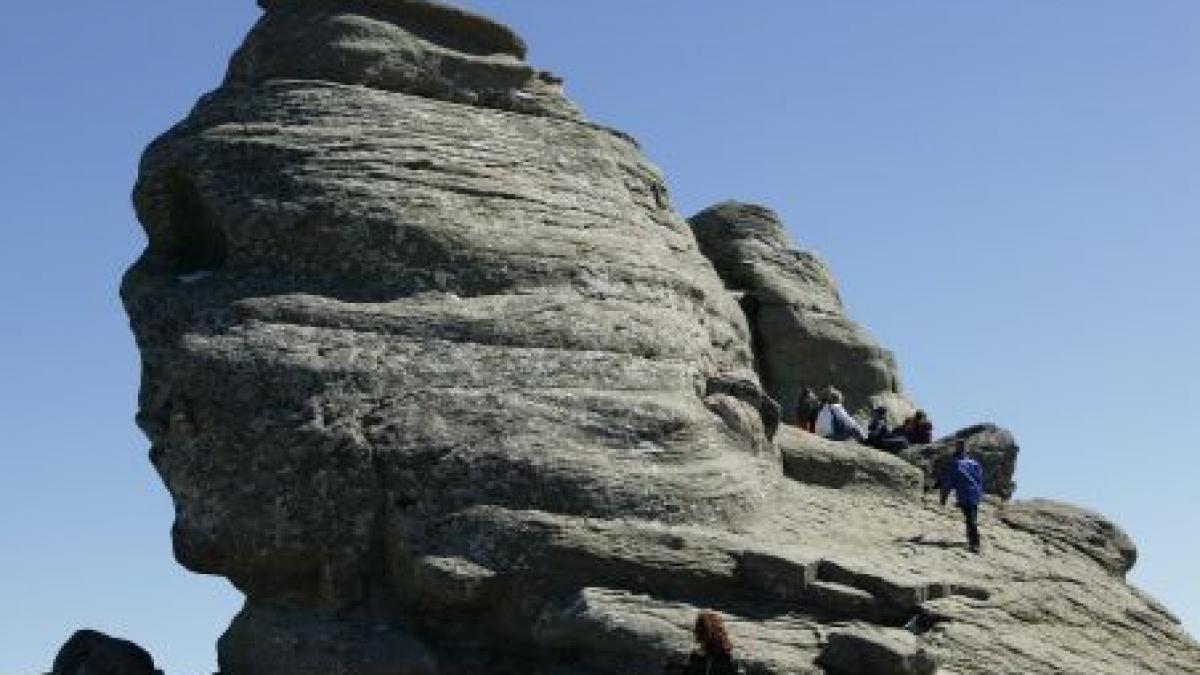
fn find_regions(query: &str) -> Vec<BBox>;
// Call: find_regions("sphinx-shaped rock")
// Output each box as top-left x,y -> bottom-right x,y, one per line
125,0 -> 777,671
117,2 -> 1200,673
689,202 -> 912,423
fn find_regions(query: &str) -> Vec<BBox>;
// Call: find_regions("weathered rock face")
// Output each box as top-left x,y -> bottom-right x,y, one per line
1000,499 -> 1138,577
125,0 -> 776,670
777,426 -> 923,495
115,2 -> 1200,674
689,202 -> 912,423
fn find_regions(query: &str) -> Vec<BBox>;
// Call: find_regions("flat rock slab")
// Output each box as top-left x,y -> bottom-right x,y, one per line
778,426 -> 923,494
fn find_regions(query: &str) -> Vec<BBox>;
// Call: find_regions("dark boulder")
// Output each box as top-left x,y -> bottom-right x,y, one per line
51,630 -> 162,675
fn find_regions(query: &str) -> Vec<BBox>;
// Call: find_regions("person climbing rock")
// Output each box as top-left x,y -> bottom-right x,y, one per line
666,611 -> 741,675
901,410 -> 934,444
814,387 -> 867,443
796,386 -> 821,433
866,406 -> 909,452
940,440 -> 984,553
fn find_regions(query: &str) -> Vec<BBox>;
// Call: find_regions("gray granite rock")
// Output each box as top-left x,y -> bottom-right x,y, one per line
819,625 -> 938,675
109,2 -> 1200,674
777,426 -> 923,495
234,0 -> 578,119
689,202 -> 913,424
1000,499 -> 1138,577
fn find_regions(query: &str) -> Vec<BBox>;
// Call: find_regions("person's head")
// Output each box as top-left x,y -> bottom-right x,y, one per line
953,439 -> 967,458
822,386 -> 843,405
914,410 -> 928,423
693,611 -> 732,657
872,406 -> 887,419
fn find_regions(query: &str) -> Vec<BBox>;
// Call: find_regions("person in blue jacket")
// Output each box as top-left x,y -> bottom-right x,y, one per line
939,439 -> 984,553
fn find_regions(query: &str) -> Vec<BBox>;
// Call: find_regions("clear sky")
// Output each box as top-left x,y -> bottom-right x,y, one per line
1,1 -> 1196,672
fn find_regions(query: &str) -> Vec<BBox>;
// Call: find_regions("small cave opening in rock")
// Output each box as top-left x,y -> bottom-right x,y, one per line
163,174 -> 226,275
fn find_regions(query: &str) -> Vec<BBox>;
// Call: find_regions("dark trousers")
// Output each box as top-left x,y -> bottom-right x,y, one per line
960,503 -> 981,550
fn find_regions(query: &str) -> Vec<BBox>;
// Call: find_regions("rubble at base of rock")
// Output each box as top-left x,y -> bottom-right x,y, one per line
53,0 -> 1200,673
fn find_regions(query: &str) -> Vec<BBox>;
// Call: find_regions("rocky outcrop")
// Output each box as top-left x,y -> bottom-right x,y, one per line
778,426 -> 923,495
51,630 -> 162,675
108,1 -> 1200,673
689,202 -> 911,423
233,0 -> 580,119
899,424 -> 1019,499
818,625 -> 939,675
124,0 -> 776,671
1000,499 -> 1138,577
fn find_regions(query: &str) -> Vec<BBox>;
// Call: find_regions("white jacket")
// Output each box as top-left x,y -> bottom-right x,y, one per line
815,403 -> 866,441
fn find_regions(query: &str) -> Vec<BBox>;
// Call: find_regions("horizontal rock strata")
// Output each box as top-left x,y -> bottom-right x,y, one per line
103,1 -> 1200,673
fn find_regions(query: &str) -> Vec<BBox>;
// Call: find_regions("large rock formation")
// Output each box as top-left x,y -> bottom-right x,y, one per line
108,1 -> 1199,673
689,202 -> 912,423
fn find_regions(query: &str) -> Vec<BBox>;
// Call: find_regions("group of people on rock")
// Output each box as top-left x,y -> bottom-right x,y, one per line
660,388 -> 985,674
796,385 -> 932,451
665,439 -> 983,673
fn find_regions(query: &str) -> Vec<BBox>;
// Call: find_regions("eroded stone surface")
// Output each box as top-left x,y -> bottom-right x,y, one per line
778,426 -> 923,495
689,202 -> 912,423
999,499 -> 1138,577
110,2 -> 1200,674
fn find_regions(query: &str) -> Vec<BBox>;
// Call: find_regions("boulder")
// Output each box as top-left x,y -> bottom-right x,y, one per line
777,426 -> 923,494
233,0 -> 578,119
689,202 -> 912,423
819,625 -> 939,675
899,424 -> 1019,499
1000,499 -> 1138,577
51,630 -> 162,675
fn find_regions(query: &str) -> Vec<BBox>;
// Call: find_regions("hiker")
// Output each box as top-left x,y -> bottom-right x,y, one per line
797,386 -> 821,433
939,439 -> 984,553
900,410 -> 934,445
667,610 -> 740,675
866,406 -> 909,453
814,387 -> 867,443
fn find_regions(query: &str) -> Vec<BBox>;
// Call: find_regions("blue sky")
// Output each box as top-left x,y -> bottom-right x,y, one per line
1,1 -> 1196,672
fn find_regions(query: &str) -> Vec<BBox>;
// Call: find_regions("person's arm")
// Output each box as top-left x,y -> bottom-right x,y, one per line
835,406 -> 867,441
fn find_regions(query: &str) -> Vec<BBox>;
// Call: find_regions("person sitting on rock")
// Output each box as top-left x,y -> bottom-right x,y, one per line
667,610 -> 741,675
797,386 -> 821,433
866,406 -> 909,453
900,410 -> 934,444
939,439 -> 984,553
814,387 -> 867,443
